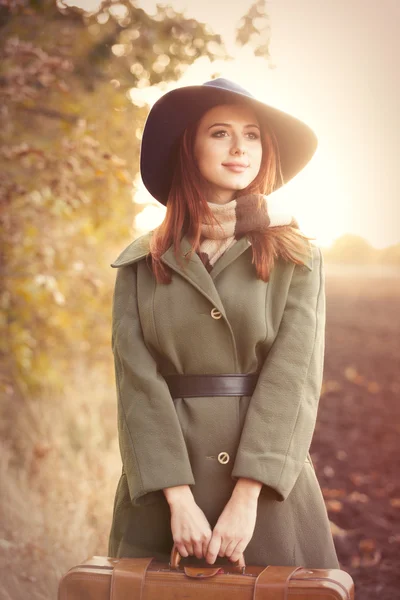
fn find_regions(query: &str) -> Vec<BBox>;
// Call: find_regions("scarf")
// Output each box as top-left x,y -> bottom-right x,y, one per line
198,193 -> 297,272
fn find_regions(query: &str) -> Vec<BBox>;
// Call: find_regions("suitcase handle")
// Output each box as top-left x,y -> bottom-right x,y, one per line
169,543 -> 246,574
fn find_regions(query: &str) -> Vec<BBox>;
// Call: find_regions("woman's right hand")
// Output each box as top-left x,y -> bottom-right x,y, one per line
163,485 -> 212,559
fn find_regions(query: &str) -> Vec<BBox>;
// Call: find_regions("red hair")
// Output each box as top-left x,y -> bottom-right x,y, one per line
148,104 -> 314,283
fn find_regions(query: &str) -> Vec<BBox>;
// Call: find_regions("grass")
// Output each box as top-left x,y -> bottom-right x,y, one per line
0,361 -> 121,600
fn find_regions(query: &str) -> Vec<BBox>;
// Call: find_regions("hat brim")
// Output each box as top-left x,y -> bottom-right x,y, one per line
140,84 -> 318,205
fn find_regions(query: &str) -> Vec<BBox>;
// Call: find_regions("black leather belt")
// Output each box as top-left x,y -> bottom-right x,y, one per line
164,373 -> 260,399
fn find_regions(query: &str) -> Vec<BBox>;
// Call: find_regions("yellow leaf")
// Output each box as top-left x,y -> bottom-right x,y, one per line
367,381 -> 380,394
325,500 -> 343,512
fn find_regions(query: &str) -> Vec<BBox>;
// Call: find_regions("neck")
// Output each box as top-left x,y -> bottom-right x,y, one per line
206,190 -> 238,205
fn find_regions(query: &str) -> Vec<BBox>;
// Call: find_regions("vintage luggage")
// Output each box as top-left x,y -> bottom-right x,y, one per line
58,545 -> 354,599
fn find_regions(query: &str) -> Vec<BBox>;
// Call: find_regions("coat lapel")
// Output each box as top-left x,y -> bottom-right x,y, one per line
159,236 -> 232,316
208,236 -> 252,280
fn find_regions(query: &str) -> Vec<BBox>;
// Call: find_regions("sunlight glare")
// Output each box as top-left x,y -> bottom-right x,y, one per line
135,204 -> 166,233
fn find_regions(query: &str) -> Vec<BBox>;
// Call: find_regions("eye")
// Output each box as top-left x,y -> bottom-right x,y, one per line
211,129 -> 228,138
210,129 -> 260,139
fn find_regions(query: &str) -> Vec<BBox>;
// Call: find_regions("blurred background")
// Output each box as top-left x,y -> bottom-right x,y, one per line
0,0 -> 399,598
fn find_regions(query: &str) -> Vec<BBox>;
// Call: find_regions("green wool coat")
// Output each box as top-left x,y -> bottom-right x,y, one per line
107,231 -> 339,568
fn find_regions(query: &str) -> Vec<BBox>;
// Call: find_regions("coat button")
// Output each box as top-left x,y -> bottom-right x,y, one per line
217,452 -> 230,464
211,308 -> 222,319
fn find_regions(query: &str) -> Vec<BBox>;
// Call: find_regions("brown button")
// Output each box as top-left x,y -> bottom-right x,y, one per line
217,452 -> 230,464
211,308 -> 222,320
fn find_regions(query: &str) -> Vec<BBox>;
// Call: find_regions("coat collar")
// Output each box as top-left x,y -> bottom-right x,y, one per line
110,232 -> 153,268
110,231 -> 313,279
111,233 -> 254,317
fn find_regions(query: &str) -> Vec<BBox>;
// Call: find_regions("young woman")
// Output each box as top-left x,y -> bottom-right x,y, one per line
108,78 -> 339,569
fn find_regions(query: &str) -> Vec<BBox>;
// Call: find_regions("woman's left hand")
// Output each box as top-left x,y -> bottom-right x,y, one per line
205,493 -> 258,564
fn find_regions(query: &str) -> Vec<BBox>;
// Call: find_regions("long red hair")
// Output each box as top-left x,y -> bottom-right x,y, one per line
148,103 -> 314,283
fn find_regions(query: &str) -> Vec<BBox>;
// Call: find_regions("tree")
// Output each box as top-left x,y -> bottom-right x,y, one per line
325,234 -> 375,264
0,0 -> 228,398
236,0 -> 273,61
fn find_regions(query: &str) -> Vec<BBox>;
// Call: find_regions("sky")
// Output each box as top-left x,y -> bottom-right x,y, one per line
67,0 -> 400,249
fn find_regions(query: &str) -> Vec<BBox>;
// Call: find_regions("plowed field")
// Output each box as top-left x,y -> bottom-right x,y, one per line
312,264 -> 400,599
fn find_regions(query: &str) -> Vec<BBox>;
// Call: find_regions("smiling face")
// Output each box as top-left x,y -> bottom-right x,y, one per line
193,103 -> 263,204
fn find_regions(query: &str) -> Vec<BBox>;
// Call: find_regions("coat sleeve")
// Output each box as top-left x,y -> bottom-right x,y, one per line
231,245 -> 325,501
112,263 -> 195,507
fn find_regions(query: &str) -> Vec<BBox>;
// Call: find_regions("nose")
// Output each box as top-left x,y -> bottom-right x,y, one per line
230,131 -> 247,156
230,142 -> 246,156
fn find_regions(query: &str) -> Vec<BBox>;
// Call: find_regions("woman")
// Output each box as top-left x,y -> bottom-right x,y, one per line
108,78 -> 339,569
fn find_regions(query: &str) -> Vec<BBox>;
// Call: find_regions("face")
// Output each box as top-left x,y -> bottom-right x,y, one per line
193,103 -> 262,204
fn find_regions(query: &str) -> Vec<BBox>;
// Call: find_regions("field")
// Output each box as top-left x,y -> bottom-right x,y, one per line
0,264 -> 399,599
313,264 -> 400,598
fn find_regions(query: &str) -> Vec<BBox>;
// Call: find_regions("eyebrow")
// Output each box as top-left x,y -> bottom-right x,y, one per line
208,122 -> 260,130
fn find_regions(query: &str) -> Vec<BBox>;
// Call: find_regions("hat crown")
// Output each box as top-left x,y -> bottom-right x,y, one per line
202,77 -> 255,99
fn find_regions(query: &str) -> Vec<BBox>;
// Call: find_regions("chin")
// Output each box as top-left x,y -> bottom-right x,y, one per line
219,177 -> 253,189
231,181 -> 251,191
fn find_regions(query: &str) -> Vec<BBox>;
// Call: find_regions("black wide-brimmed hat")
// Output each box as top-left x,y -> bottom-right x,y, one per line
140,77 -> 318,206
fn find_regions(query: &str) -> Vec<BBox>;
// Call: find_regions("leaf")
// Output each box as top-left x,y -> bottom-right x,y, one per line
325,500 -> 343,513
367,381 -> 380,393
350,551 -> 382,568
322,488 -> 346,499
323,465 -> 335,478
359,538 -> 376,553
351,538 -> 382,567
349,472 -> 370,486
344,366 -> 364,385
347,491 -> 369,503
33,442 -> 52,459
336,449 -> 347,460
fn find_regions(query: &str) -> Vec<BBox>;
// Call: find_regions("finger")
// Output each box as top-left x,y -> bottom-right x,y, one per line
230,542 -> 247,563
185,542 -> 194,556
192,540 -> 204,560
202,533 -> 212,559
176,542 -> 189,558
202,541 -> 209,559
223,539 -> 238,559
218,537 -> 231,557
205,532 -> 221,564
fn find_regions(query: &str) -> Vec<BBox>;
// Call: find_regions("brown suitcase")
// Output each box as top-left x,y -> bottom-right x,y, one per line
58,546 -> 354,600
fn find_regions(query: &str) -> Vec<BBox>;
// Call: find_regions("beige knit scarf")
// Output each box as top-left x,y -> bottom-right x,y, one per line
198,193 -> 297,272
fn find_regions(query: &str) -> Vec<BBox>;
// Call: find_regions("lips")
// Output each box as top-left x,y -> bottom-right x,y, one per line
222,163 -> 249,173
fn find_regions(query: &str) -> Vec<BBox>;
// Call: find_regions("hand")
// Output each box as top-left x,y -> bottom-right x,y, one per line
205,494 -> 258,564
168,493 -> 212,560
